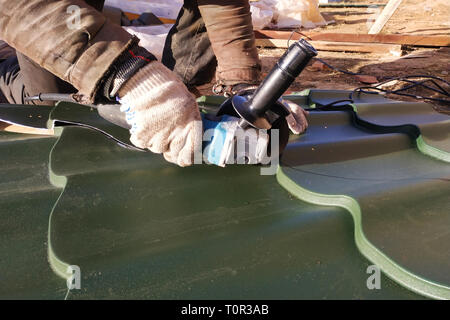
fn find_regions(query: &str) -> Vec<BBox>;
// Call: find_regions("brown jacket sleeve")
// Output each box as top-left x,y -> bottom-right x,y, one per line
0,0 -> 137,101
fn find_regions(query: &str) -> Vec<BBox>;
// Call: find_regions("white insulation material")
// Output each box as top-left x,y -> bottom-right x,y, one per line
105,0 -> 326,29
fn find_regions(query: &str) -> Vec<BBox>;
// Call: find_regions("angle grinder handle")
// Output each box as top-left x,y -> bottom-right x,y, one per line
248,39 -> 318,117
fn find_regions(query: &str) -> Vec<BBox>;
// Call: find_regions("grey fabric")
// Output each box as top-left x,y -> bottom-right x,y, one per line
0,56 -> 24,104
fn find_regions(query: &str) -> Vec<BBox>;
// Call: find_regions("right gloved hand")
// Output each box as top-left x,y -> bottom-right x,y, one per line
118,61 -> 202,167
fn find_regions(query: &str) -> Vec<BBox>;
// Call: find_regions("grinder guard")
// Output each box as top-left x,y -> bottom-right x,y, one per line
216,90 -> 290,157
216,39 -> 318,157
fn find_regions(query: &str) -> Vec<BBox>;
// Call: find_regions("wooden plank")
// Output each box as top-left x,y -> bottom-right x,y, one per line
319,3 -> 386,8
368,0 -> 403,34
124,11 -> 175,24
254,30 -> 450,47
255,39 -> 402,55
0,121 -> 54,135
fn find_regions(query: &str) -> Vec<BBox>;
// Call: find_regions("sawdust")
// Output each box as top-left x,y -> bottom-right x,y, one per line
318,0 -> 449,36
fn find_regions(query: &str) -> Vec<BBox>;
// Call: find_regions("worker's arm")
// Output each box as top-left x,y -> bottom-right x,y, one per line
0,0 -> 203,166
0,0 -> 135,102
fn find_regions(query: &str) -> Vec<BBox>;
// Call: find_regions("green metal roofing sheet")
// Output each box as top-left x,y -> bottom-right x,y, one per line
0,90 -> 448,299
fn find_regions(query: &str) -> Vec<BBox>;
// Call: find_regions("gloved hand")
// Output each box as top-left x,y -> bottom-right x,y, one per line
281,99 -> 309,134
118,61 -> 202,167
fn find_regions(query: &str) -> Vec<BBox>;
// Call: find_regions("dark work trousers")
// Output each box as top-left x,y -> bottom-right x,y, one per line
0,52 -> 77,105
162,1 -> 217,89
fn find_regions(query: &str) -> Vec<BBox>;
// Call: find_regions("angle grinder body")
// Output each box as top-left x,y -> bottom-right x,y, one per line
217,39 -> 318,156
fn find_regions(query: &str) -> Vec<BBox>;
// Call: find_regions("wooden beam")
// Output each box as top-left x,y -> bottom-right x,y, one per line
0,121 -> 54,135
319,3 -> 386,8
368,0 -> 403,34
255,39 -> 402,55
254,30 -> 450,47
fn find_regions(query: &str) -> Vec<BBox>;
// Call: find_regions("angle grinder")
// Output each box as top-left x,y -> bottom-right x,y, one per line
215,38 -> 317,155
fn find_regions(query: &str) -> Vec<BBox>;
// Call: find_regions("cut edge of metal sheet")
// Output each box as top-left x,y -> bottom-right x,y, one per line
276,165 -> 450,300
41,109 -> 450,300
416,136 -> 450,163
46,127 -> 72,300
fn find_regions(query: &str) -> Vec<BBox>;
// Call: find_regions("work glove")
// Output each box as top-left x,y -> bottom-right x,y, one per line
281,99 -> 310,134
118,61 -> 202,167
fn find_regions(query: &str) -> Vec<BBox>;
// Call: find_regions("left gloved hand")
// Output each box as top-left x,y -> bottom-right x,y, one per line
281,99 -> 309,134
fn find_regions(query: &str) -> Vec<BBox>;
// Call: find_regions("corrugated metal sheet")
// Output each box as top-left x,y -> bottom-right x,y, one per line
0,90 -> 448,299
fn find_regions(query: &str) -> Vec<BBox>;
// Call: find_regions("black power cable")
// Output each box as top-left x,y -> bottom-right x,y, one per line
315,57 -> 364,76
350,76 -> 450,104
286,30 -> 450,105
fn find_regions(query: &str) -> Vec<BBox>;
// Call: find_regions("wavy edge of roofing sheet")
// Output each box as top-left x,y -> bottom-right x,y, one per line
276,166 -> 450,300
